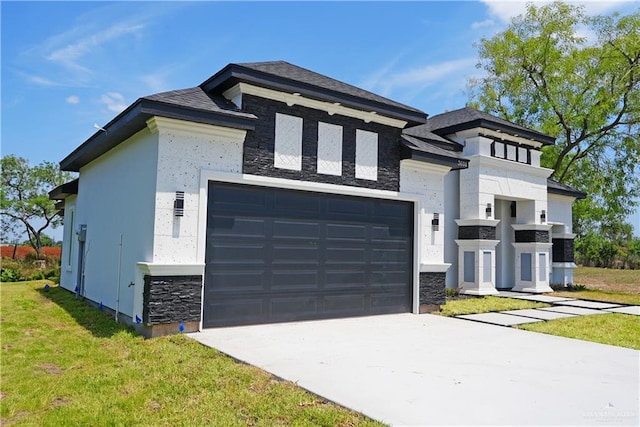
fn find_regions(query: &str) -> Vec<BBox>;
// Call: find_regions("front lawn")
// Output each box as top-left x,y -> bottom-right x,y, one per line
573,267 -> 640,294
518,314 -> 640,350
437,296 -> 549,317
551,289 -> 640,305
1,281 -> 382,426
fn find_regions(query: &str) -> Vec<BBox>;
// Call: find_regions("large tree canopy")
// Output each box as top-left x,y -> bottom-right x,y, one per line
0,155 -> 73,256
468,1 -> 640,235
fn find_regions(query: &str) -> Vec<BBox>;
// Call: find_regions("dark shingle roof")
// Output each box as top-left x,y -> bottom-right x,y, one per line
547,178 -> 587,199
401,135 -> 469,170
200,61 -> 428,126
428,107 -> 555,145
403,123 -> 461,147
142,87 -> 254,119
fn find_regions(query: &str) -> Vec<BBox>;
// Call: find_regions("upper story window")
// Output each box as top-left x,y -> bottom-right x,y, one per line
274,113 -> 303,171
317,122 -> 343,176
355,129 -> 378,181
491,140 -> 531,165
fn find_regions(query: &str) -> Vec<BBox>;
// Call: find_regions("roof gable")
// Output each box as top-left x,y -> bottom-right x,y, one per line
428,107 -> 555,146
200,61 -> 427,126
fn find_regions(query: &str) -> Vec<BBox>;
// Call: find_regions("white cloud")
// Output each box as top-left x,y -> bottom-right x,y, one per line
479,0 -> 636,24
46,23 -> 144,73
471,19 -> 495,30
25,74 -> 63,87
65,95 -> 80,104
371,58 -> 476,94
99,92 -> 127,113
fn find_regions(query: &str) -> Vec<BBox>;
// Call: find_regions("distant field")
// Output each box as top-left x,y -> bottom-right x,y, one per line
574,267 -> 640,294
0,245 -> 61,259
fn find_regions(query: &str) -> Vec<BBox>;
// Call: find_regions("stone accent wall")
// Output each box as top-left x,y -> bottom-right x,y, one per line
515,230 -> 551,243
458,225 -> 496,240
143,275 -> 202,326
419,272 -> 446,306
552,238 -> 575,262
241,94 -> 402,191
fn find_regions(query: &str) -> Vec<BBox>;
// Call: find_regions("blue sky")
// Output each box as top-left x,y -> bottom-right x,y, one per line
2,1 -> 638,237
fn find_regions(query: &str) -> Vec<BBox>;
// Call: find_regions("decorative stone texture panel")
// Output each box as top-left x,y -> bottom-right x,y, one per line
274,113 -> 303,170
419,272 -> 446,305
515,230 -> 551,243
143,275 -> 202,325
355,129 -> 378,181
552,238 -> 575,262
242,94 -> 401,191
458,225 -> 497,240
317,122 -> 343,176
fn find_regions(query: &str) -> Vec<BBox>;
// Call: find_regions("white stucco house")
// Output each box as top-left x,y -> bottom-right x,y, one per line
50,61 -> 585,336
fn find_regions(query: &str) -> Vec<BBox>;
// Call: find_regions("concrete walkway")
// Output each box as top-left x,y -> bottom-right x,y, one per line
456,291 -> 640,326
189,314 -> 639,426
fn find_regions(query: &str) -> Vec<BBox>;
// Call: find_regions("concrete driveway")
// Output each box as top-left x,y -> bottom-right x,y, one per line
189,313 -> 639,426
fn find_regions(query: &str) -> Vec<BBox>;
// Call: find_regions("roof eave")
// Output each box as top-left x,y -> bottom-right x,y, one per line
434,119 -> 555,146
201,64 -> 428,126
547,186 -> 587,200
59,99 -> 256,172
49,178 -> 79,200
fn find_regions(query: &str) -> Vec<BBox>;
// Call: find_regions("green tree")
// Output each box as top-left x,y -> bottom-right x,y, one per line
0,155 -> 72,257
468,1 -> 640,235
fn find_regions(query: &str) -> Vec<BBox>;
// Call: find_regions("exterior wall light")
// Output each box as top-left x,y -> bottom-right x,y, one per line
540,209 -> 546,223
432,213 -> 440,231
174,191 -> 185,217
485,203 -> 492,218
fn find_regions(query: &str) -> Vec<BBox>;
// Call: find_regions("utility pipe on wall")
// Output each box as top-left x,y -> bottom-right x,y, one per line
115,234 -> 123,322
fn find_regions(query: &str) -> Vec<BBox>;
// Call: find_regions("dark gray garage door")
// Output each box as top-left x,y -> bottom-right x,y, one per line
203,182 -> 413,328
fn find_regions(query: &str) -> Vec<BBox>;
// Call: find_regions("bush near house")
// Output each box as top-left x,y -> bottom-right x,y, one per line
1,247 -> 61,283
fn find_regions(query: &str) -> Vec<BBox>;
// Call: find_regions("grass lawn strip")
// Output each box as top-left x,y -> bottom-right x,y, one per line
438,296 -> 549,317
518,314 -> 640,350
1,281 -> 383,427
551,289 -> 640,306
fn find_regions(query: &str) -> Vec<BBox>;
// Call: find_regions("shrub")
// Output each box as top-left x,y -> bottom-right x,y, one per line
1,268 -> 21,282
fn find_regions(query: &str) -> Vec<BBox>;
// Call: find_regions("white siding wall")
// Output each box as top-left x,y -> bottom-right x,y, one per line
150,118 -> 245,264
59,196 -> 77,292
444,171 -> 460,288
548,194 -> 574,233
400,160 -> 449,266
74,128 -> 158,316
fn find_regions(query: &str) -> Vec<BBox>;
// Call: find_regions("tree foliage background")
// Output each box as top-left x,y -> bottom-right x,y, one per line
1,155 -> 73,256
468,1 -> 640,268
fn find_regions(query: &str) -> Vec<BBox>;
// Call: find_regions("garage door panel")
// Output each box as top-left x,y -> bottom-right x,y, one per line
272,220 -> 321,239
204,182 -> 413,328
210,217 -> 266,237
269,296 -> 319,320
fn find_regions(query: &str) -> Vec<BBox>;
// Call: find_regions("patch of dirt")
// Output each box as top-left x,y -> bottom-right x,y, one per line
35,363 -> 63,375
0,392 -> 6,399
576,280 -> 640,295
3,344 -> 13,351
148,401 -> 161,411
49,397 -> 71,408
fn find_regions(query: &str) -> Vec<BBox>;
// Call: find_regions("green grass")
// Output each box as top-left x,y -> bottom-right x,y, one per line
552,289 -> 640,305
574,267 -> 640,287
1,281 -> 383,426
437,296 -> 549,317
518,313 -> 640,350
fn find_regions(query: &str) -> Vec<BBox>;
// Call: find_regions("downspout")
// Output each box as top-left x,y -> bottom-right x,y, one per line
115,234 -> 123,322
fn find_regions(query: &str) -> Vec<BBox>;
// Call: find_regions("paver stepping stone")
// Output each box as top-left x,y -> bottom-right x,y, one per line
603,306 -> 640,316
456,312 -> 543,326
538,306 -> 607,316
501,309 -> 577,320
555,300 -> 621,309
507,295 -> 575,303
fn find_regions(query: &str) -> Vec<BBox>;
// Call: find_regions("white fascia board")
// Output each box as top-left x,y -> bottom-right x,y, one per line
400,159 -> 452,176
552,233 -> 577,239
454,128 -> 544,148
471,154 -> 554,178
136,262 -> 205,276
455,218 -> 501,227
231,83 -> 408,128
512,224 -> 553,231
146,116 -> 247,144
420,263 -> 451,273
